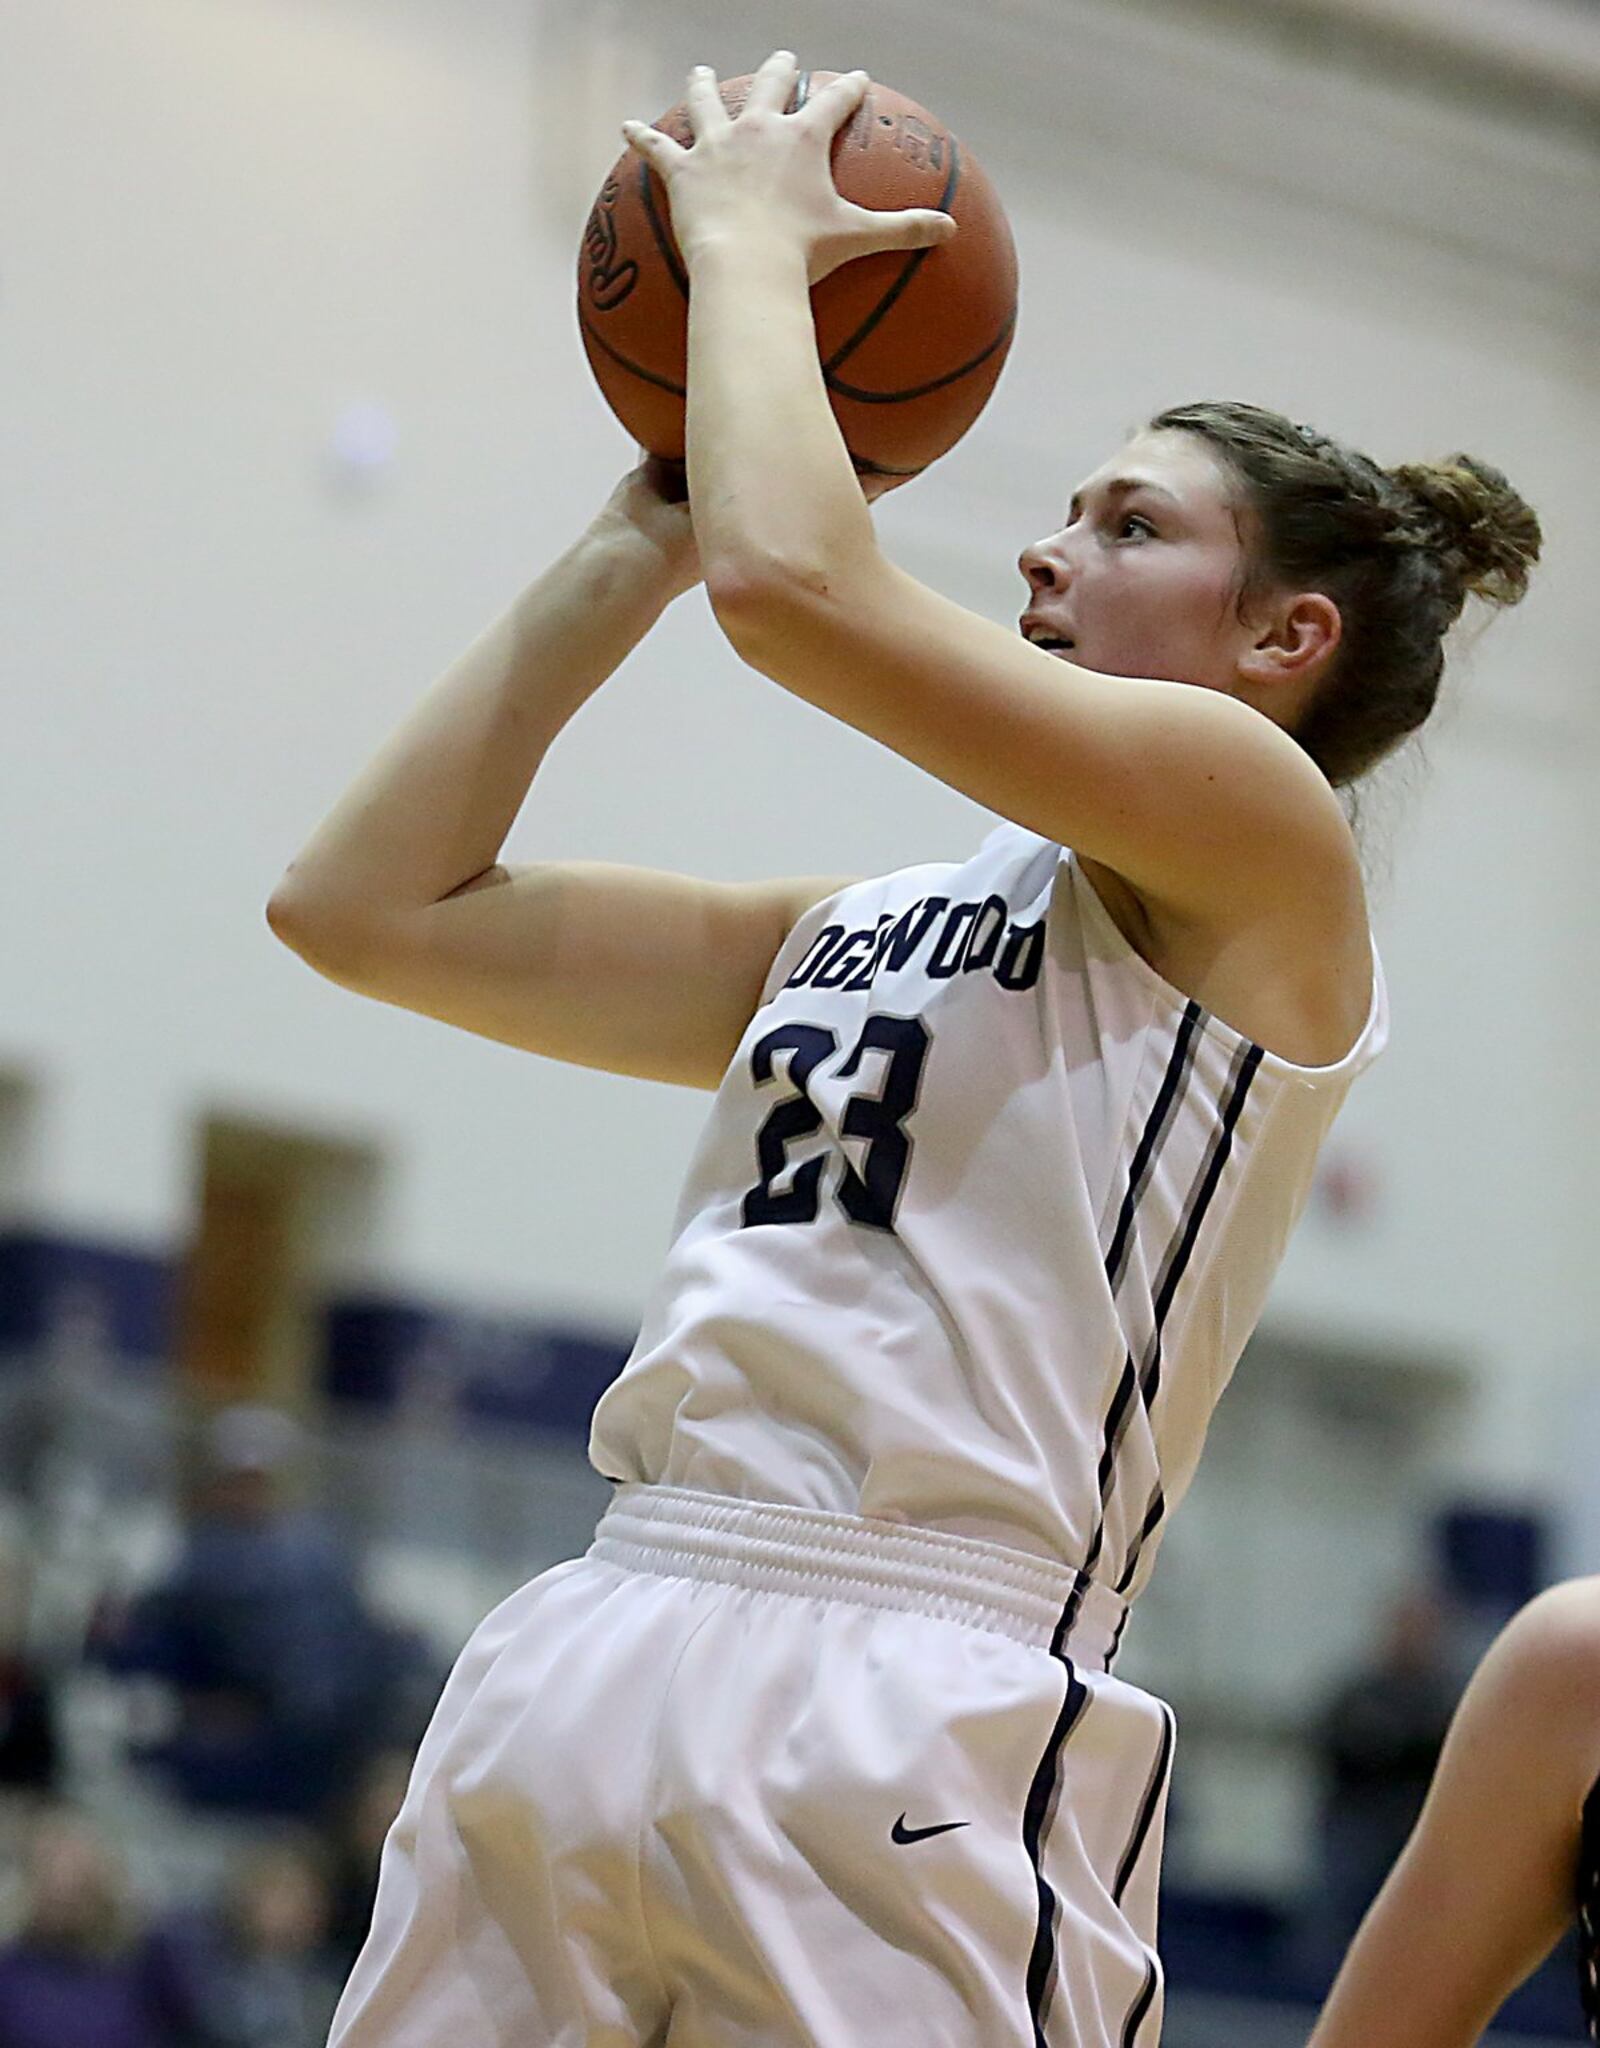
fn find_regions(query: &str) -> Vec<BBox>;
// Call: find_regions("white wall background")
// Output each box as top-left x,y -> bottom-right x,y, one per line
3,0 -> 1598,1502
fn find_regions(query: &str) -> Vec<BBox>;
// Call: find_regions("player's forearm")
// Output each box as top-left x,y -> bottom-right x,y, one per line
1307,1910 -> 1498,2048
269,521 -> 681,946
687,237 -> 878,602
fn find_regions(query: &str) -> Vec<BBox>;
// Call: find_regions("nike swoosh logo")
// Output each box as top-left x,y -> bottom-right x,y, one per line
891,1812 -> 971,1845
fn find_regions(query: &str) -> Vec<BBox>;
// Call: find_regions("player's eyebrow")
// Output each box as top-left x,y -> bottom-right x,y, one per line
1066,476 -> 1184,521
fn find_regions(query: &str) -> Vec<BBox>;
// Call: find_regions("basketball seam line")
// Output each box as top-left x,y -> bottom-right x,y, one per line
821,133 -> 964,375
578,309 -> 686,398
581,296 -> 1009,420
639,156 -> 690,304
825,310 -> 1017,405
578,292 -> 994,449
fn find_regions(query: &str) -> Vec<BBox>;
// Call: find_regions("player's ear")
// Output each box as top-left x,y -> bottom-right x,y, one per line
1237,591 -> 1341,692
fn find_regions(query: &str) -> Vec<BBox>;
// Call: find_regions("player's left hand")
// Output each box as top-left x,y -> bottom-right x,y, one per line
620,51 -> 957,287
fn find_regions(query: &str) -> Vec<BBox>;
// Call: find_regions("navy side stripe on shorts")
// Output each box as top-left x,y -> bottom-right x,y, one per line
1023,1658 -> 1091,2045
1112,1705 -> 1177,1908
1120,1958 -> 1160,2048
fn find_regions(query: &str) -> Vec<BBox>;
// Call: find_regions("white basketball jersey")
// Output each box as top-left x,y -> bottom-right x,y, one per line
589,821 -> 1386,1609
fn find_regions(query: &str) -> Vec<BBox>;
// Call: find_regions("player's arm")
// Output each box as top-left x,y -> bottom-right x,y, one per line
712,548 -> 1358,936
688,238 -> 1355,938
278,862 -> 854,1089
268,460 -> 850,1086
627,59 -> 1360,942
1308,1581 -> 1600,2048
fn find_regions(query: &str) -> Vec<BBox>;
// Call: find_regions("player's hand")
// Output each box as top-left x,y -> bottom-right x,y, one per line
594,455 -> 702,599
598,450 -> 898,590
858,470 -> 909,504
620,52 -> 957,286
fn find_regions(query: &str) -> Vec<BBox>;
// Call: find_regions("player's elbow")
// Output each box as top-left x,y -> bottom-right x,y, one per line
703,553 -> 791,631
705,555 -> 848,666
265,872 -> 322,953
265,877 -> 376,985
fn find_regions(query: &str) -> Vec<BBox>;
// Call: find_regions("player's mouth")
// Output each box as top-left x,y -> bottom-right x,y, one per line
1020,617 -> 1076,658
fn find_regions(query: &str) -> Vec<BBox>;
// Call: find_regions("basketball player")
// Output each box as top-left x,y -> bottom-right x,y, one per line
1309,1577 -> 1600,2047
268,51 -> 1541,2048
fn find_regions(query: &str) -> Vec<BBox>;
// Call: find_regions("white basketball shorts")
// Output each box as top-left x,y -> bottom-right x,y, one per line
327,1485 -> 1174,2047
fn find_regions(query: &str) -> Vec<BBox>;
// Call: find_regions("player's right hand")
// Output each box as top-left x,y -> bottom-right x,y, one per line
596,454 -> 702,598
596,448 -> 898,604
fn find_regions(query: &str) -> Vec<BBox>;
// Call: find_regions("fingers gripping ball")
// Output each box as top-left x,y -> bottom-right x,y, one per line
578,71 -> 1018,480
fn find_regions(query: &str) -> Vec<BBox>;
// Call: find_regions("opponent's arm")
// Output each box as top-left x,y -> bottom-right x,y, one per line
267,462 -> 852,1088
628,58 -> 1358,938
1308,1582 -> 1600,2048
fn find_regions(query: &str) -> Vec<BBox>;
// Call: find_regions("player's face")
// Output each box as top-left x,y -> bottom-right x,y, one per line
1017,431 -> 1259,692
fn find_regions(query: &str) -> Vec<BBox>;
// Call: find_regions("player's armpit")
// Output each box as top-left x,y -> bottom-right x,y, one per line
271,863 -> 855,1090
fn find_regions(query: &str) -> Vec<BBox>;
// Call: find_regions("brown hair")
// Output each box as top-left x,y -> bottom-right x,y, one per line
1149,401 -> 1542,787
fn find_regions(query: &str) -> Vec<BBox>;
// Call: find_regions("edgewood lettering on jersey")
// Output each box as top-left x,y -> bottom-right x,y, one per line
784,894 -> 1046,996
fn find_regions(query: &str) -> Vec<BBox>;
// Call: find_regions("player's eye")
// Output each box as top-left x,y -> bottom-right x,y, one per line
1116,513 -> 1157,540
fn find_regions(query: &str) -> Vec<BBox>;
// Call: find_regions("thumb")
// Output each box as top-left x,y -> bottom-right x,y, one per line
870,206 -> 958,253
910,209 -> 959,248
811,207 -> 958,284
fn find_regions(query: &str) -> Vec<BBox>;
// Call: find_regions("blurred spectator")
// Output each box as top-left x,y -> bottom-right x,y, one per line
149,1832 -> 341,2048
323,1746 -> 412,1978
1299,1587 -> 1461,1986
0,1521 -> 59,1794
95,1404 -> 435,1823
0,1805 -> 174,2048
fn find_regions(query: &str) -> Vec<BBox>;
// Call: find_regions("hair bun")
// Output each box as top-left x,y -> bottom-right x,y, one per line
1387,454 -> 1542,608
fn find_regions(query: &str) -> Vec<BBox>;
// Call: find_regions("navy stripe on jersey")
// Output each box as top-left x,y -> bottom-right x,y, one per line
1053,1361 -> 1140,1651
1027,1018 -> 1213,2029
1120,1958 -> 1161,2048
1057,1019 -> 1258,1644
1112,1705 -> 1177,1908
1141,1036 -> 1264,1400
1112,1037 -> 1264,1595
1023,1658 -> 1091,2045
1103,1002 -> 1204,1296
1113,1484 -> 1167,1598
1053,1015 -> 1204,1642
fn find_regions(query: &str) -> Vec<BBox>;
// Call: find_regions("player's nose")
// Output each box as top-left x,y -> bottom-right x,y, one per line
1017,533 -> 1073,593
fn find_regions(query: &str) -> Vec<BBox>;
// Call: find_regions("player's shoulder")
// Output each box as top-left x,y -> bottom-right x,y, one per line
1501,1577 -> 1600,1678
1484,1579 -> 1600,1788
1430,1580 -> 1600,1824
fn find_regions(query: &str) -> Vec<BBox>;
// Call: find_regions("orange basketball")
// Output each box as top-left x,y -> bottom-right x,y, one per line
577,70 -> 1018,480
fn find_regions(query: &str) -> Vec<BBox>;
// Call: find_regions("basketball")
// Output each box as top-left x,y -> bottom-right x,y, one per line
577,70 -> 1018,480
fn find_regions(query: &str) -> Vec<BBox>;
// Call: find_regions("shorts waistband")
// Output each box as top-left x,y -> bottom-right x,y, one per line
589,1484 -> 1129,1666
